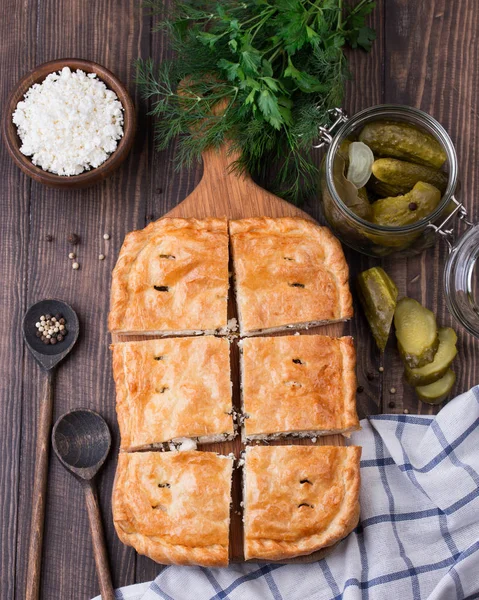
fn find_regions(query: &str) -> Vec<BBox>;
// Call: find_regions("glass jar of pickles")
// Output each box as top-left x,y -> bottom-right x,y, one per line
318,105 -> 467,257
318,104 -> 479,339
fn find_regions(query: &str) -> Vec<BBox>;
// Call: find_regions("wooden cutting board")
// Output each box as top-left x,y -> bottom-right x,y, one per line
111,144 -> 351,564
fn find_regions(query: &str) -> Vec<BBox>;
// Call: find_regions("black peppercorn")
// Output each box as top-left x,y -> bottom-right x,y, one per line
34,313 -> 68,345
68,233 -> 80,245
388,401 -> 395,409
366,372 -> 374,381
357,385 -> 364,393
45,234 -> 53,242
408,202 -> 418,211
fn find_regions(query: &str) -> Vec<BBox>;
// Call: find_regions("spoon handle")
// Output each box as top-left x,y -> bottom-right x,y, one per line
26,370 -> 54,600
83,481 -> 115,600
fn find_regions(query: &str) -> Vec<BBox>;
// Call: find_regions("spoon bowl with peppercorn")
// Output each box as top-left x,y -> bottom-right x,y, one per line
22,298 -> 79,600
23,298 -> 79,366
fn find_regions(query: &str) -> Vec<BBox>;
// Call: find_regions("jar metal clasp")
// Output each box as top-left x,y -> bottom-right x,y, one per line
426,196 -> 475,252
313,108 -> 349,149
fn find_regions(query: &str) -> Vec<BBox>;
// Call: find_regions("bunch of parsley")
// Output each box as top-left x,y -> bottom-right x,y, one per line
137,0 -> 376,203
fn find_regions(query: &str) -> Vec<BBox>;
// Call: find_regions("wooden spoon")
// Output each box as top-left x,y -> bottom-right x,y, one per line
22,299 -> 79,600
52,409 -> 114,600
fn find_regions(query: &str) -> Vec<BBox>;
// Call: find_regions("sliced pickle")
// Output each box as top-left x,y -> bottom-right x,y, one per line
415,369 -> 456,405
405,327 -> 457,386
358,121 -> 447,169
357,267 -> 398,351
347,142 -> 374,188
333,154 -> 372,220
394,297 -> 439,368
372,158 -> 448,194
371,181 -> 441,227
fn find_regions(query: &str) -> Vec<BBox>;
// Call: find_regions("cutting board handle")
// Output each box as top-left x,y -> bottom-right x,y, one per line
200,143 -> 252,186
164,137 -> 307,220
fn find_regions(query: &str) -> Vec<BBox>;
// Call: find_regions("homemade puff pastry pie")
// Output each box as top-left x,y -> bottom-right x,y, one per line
113,451 -> 233,566
243,445 -> 361,561
108,218 -> 229,335
240,334 -> 359,441
229,217 -> 353,335
111,337 -> 234,451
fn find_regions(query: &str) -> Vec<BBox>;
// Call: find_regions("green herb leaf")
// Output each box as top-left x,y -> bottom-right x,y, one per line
284,57 -> 329,93
217,59 -> 243,82
240,48 -> 262,75
348,25 -> 376,52
257,89 -> 284,129
344,1 -> 377,51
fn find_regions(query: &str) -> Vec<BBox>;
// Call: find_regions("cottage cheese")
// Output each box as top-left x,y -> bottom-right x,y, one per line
12,67 -> 124,176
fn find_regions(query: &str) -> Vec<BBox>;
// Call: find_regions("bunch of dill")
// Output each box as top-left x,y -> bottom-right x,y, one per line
136,0 -> 376,204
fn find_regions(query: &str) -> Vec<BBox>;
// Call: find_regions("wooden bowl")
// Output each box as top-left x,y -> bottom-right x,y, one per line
2,58 -> 136,189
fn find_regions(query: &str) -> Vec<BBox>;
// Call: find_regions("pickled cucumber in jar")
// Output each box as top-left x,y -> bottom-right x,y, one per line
371,181 -> 441,227
367,176 -> 409,198
359,121 -> 447,169
372,158 -> 448,194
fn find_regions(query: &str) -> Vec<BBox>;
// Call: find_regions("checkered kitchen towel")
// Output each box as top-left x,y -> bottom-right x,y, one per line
96,386 -> 479,600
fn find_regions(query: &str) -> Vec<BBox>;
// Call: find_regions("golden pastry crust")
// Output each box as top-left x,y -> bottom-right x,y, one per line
111,337 -> 234,450
229,217 -> 353,334
108,218 -> 229,334
113,451 -> 233,566
241,335 -> 359,440
243,445 -> 361,561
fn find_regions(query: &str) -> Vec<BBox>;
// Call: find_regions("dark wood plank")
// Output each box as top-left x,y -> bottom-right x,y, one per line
0,2 -> 37,600
339,1 -> 386,416
383,0 -> 479,415
12,1 -> 148,598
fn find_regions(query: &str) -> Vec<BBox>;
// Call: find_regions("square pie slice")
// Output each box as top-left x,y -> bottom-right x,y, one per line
113,451 -> 233,566
111,337 -> 234,450
109,217 -> 229,335
240,334 -> 359,441
230,217 -> 353,335
243,445 -> 361,561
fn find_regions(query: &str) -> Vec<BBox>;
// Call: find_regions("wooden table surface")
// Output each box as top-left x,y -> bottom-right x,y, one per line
1,1 -> 478,598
